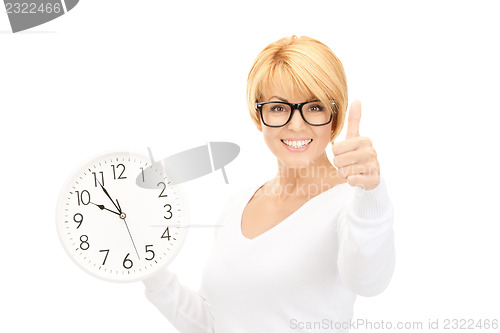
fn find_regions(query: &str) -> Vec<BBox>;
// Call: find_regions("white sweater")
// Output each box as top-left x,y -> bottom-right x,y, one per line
143,177 -> 395,332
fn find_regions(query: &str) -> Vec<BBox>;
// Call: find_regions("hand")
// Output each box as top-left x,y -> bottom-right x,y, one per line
114,199 -> 139,260
89,201 -> 120,216
121,217 -> 140,260
97,179 -> 122,214
332,100 -> 380,191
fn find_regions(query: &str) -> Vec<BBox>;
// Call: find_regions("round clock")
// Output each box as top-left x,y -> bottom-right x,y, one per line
55,151 -> 189,283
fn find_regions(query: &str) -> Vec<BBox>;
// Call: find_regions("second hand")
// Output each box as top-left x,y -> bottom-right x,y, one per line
122,217 -> 140,260
117,199 -> 140,260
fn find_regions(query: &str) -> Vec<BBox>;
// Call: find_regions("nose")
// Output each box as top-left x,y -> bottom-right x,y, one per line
287,108 -> 306,131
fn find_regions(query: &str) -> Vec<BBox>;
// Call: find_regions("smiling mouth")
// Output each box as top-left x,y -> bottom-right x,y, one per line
281,139 -> 313,149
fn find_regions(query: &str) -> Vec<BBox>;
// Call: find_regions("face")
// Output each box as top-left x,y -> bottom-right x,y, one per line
258,84 -> 333,169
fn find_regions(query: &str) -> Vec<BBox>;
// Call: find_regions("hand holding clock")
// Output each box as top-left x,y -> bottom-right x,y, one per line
332,100 -> 381,191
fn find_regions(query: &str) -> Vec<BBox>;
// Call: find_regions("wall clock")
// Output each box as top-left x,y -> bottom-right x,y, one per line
55,151 -> 188,282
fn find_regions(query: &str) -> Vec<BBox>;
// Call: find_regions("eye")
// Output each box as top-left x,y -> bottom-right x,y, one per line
306,104 -> 325,112
270,104 -> 288,112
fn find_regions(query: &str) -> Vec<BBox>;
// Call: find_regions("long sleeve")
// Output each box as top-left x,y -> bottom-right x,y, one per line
337,176 -> 396,297
141,193 -> 240,333
143,269 -> 215,333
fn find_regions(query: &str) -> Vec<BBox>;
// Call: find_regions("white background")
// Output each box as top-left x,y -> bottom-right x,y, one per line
1,1 -> 499,332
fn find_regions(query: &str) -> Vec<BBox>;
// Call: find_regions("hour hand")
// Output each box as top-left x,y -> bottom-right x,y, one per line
90,202 -> 120,216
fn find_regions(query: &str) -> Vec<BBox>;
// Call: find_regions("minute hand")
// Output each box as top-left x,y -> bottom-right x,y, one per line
97,180 -> 122,213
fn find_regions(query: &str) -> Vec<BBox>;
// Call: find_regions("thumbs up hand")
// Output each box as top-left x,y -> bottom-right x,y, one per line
332,100 -> 380,191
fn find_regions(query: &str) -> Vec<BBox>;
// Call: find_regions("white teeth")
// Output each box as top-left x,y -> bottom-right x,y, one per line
282,139 -> 312,149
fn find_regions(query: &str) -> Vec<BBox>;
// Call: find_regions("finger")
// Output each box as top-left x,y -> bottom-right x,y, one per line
346,99 -> 361,139
337,164 -> 366,179
347,174 -> 380,190
338,160 -> 379,179
346,174 -> 367,189
333,149 -> 367,168
332,136 -> 371,155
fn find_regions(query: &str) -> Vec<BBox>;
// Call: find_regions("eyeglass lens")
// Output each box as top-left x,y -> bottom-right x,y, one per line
261,101 -> 330,126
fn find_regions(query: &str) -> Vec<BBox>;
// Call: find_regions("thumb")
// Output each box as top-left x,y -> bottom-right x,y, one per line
346,99 -> 361,139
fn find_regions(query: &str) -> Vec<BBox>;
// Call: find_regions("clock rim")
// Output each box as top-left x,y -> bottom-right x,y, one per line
55,150 -> 190,283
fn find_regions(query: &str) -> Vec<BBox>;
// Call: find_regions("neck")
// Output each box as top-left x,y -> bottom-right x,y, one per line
270,152 -> 338,199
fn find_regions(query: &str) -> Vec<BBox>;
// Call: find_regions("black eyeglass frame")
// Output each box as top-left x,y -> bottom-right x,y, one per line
255,99 -> 336,128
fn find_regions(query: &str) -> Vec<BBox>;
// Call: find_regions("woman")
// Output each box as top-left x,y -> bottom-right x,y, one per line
143,35 -> 395,332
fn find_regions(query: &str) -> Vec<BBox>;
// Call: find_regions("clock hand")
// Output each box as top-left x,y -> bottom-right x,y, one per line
89,201 -> 120,216
96,179 -> 122,214
116,199 -> 127,219
122,217 -> 140,260
115,199 -> 139,259
116,198 -> 122,213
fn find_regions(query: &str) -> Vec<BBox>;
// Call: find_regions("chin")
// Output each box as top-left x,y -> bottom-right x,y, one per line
276,153 -> 320,170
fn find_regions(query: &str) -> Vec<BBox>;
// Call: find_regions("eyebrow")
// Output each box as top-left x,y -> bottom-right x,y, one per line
268,96 -> 288,102
267,95 -> 318,102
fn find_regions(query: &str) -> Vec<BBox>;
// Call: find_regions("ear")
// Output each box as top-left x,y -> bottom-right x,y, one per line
256,111 -> 263,132
330,113 -> 337,136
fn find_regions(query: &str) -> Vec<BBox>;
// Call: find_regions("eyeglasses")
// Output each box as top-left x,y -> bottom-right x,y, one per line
256,99 -> 335,127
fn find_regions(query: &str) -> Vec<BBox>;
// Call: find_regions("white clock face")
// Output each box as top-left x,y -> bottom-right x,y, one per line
56,152 -> 188,282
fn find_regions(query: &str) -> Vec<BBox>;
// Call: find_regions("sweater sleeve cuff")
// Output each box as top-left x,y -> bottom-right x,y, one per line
351,176 -> 393,221
142,268 -> 177,293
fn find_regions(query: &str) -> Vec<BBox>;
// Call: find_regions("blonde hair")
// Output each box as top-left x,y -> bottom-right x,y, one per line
246,35 -> 348,142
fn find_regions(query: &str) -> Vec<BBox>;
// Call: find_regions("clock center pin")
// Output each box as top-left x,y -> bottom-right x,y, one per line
120,212 -> 126,219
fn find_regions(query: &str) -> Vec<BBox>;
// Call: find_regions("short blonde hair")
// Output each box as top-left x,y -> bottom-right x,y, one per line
246,35 -> 348,142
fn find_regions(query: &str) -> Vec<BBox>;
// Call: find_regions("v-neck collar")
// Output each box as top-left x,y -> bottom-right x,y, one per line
239,181 -> 349,241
